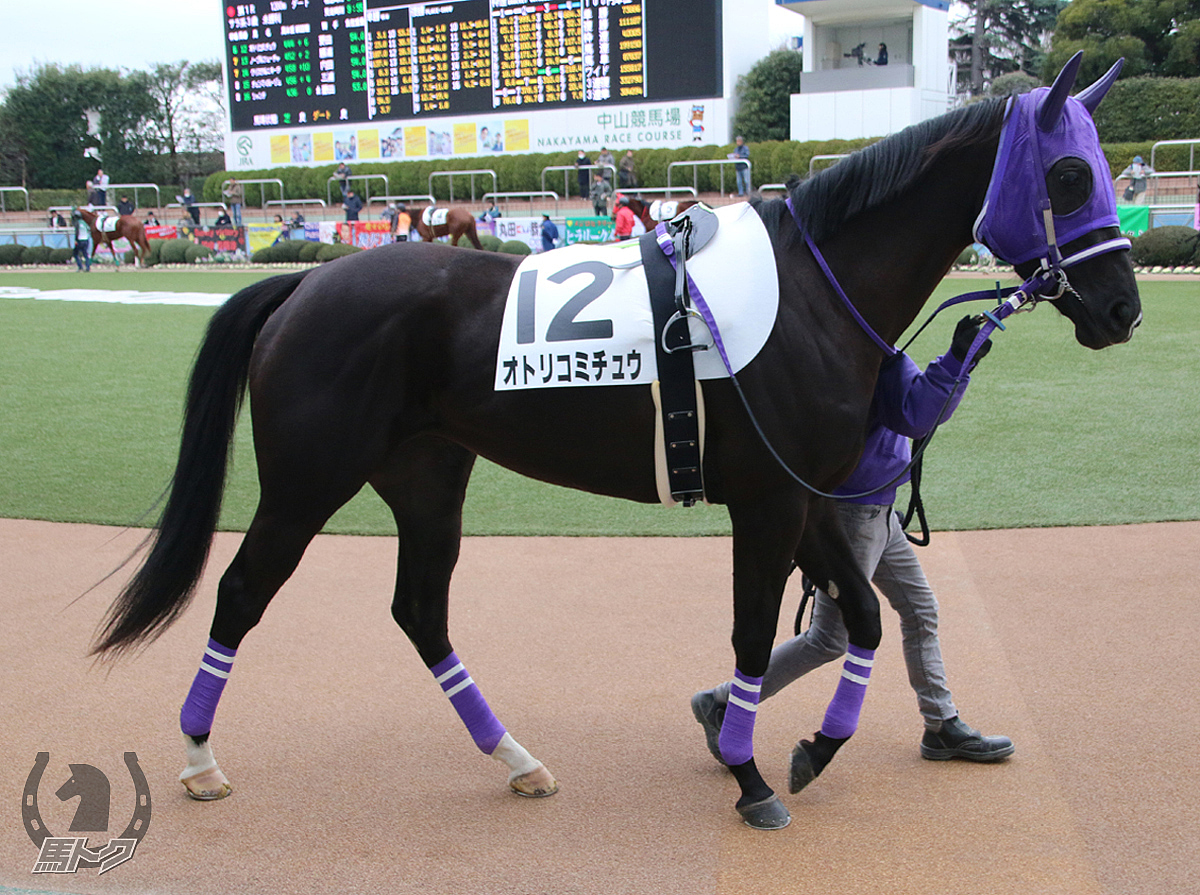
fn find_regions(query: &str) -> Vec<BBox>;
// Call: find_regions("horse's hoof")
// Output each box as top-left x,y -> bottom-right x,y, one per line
181,766 -> 232,801
509,764 -> 558,798
736,794 -> 791,830
789,740 -> 818,794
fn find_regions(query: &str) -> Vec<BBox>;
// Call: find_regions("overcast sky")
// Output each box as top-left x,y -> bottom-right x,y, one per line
1,0 -> 226,90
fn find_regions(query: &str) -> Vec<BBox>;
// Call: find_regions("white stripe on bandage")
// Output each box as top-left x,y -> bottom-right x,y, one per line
845,653 -> 874,669
841,669 -> 871,685
435,662 -> 465,684
444,676 -> 475,698
728,694 -> 759,712
204,646 -> 236,664
199,661 -> 230,679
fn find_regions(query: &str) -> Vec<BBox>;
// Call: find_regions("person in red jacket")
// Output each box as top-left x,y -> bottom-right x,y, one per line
613,193 -> 636,240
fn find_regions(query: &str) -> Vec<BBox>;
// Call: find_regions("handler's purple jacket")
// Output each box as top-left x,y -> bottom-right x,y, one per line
835,350 -> 968,506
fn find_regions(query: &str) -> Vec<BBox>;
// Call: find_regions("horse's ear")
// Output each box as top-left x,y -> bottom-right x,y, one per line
1075,57 -> 1125,114
1038,51 -> 1083,132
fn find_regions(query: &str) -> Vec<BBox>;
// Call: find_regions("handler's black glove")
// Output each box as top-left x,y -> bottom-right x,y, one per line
950,314 -> 992,366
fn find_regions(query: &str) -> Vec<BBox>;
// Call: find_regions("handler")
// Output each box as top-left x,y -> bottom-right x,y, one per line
692,315 -> 1014,772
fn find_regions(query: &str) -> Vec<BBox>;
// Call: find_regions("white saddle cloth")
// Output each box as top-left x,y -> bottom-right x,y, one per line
421,207 -> 449,228
494,202 -> 778,391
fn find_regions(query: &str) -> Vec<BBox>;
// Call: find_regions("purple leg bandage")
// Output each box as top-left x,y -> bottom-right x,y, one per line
718,668 -> 762,766
180,638 -> 237,737
432,652 -> 506,755
820,644 -> 876,739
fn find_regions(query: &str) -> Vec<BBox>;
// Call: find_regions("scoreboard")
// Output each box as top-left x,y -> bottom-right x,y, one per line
224,0 -> 723,132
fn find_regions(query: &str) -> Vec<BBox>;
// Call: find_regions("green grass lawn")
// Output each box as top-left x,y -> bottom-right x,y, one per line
1,270 -> 1196,535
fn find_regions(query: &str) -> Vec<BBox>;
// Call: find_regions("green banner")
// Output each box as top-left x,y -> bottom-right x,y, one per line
564,216 -> 614,245
1117,205 -> 1150,237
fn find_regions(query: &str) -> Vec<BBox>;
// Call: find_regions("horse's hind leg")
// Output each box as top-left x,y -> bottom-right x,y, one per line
372,437 -> 557,797
178,507 -> 333,799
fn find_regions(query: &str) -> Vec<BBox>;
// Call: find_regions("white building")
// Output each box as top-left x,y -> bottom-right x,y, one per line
778,0 -> 953,141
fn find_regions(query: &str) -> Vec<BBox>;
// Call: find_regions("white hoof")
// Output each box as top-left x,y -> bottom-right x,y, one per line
180,734 -> 232,801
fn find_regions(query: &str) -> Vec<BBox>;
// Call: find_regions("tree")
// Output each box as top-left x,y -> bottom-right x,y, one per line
731,48 -> 805,143
1045,0 -> 1200,82
141,60 -> 226,187
0,64 -> 155,188
952,0 -> 1067,95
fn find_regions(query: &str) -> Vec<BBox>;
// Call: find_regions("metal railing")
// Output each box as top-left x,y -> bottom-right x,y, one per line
610,186 -> 698,200
757,182 -> 789,195
165,202 -> 229,225
225,178 -> 286,213
366,194 -> 437,208
0,227 -> 72,249
107,183 -> 162,210
1149,138 -> 1200,174
429,169 -> 497,203
0,186 -> 31,214
48,204 -> 119,217
667,159 -> 750,197
541,163 -> 618,198
809,154 -> 851,176
481,191 -> 560,217
326,173 -> 389,207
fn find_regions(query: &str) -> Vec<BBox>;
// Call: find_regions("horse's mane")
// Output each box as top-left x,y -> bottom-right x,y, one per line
753,98 -> 1008,243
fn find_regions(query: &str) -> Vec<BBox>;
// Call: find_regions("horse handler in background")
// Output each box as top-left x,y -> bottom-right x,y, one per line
692,315 -> 1014,789
71,207 -> 91,272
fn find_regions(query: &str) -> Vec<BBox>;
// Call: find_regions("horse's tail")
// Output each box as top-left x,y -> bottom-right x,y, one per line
467,220 -> 483,250
91,271 -> 309,659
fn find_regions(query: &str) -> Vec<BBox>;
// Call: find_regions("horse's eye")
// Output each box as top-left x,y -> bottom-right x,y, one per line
1061,171 -> 1080,187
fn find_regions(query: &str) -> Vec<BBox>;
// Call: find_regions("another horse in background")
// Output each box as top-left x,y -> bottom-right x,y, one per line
79,207 -> 152,268
413,206 -> 484,248
625,197 -> 698,232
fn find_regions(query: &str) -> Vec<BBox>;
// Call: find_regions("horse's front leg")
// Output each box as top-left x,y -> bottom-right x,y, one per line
789,497 -> 882,793
723,497 -> 806,829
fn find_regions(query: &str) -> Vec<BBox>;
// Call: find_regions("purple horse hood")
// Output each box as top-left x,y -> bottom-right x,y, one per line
973,56 -> 1123,268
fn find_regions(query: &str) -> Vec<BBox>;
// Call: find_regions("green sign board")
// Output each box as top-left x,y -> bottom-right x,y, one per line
564,216 -> 614,245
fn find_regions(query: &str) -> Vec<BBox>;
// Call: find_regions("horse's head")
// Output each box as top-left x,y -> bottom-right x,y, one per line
974,52 -> 1141,349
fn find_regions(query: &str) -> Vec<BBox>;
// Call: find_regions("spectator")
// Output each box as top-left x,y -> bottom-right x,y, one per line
181,188 -> 200,225
619,150 -> 638,189
480,201 -> 501,222
589,172 -> 612,216
288,210 -> 306,230
1116,155 -> 1154,204
213,209 -> 233,227
221,179 -> 245,227
597,146 -> 615,184
380,202 -> 398,232
116,195 -> 135,216
343,188 -> 363,221
540,213 -> 559,252
334,161 -> 352,199
144,211 -> 160,226
86,180 -> 104,208
575,149 -> 592,198
48,211 -> 67,228
94,168 -> 110,205
729,135 -> 751,196
272,214 -> 288,242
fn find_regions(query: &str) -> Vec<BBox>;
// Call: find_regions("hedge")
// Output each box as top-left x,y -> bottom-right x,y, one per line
1093,77 -> 1200,143
1130,226 -> 1200,267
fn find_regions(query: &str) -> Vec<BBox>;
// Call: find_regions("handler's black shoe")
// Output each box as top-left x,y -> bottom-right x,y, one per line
690,689 -> 727,766
920,716 -> 1014,762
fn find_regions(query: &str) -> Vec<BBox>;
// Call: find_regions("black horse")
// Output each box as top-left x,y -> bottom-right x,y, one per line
93,55 -> 1139,828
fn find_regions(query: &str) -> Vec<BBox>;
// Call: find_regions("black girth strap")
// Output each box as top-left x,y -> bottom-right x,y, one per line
639,219 -> 707,505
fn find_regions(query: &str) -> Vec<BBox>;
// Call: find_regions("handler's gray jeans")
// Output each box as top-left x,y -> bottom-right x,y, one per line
717,503 -> 956,729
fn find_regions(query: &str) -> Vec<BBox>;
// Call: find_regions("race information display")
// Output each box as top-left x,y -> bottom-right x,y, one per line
224,0 -> 721,130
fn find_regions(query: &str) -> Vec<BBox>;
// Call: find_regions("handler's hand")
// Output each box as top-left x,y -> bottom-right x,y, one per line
950,314 -> 992,365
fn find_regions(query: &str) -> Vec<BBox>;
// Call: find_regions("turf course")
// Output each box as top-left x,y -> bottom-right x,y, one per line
1,269 -> 1196,535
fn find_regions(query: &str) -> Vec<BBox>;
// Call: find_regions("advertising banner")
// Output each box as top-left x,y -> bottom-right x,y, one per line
564,217 -> 615,245
491,217 -> 542,253
338,221 -> 393,249
185,227 -> 245,253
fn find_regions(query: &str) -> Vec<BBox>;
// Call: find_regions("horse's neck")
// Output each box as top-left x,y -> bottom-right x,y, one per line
820,143 -> 996,346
